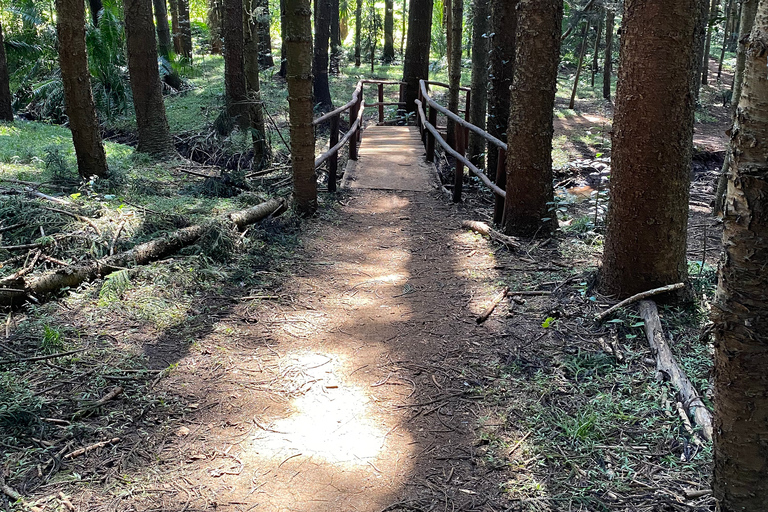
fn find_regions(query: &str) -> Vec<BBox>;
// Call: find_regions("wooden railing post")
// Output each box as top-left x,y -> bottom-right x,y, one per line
378,83 -> 384,123
453,127 -> 467,203
349,95 -> 359,160
328,115 -> 339,192
357,89 -> 364,143
426,105 -> 438,162
493,147 -> 507,224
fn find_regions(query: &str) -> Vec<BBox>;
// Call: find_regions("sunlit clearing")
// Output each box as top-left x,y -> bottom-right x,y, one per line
249,352 -> 387,465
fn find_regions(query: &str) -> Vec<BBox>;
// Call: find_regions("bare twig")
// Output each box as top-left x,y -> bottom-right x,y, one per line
596,282 -> 686,322
41,207 -> 102,236
476,287 -> 509,324
63,437 -> 121,460
0,348 -> 87,365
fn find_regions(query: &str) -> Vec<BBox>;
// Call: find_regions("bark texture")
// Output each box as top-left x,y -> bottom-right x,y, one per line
209,0 -> 224,54
355,0 -> 363,66
257,0 -> 275,68
501,0 -> 561,236
702,0 -> 719,86
712,2 -> 768,509
487,0 -> 517,177
285,0 -> 316,214
401,0 -> 433,113
600,0 -> 698,298
244,0 -> 268,166
467,0 -> 489,168
224,0 -> 249,128
313,0 -> 333,110
330,0 -> 341,73
125,0 -> 176,158
177,0 -> 193,60
383,0 -> 395,62
153,0 -> 173,59
446,0 -> 463,149
55,0 -> 109,178
169,0 -> 182,54
279,0 -> 288,76
693,0 -> 709,99
0,21 -> 13,122
603,8 -> 614,100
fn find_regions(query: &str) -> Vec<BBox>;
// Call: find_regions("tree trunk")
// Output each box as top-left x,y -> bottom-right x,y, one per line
279,0 -> 288,76
400,0 -> 407,56
446,0 -> 463,149
467,0 -> 489,169
224,0 -> 249,127
501,0 -> 561,236
591,16 -> 601,88
603,8 -> 614,100
209,0 -> 224,54
125,0 -> 176,158
313,0 -> 333,111
487,0 -> 517,179
257,0 -> 275,68
330,0 -> 341,73
693,0 -> 710,99
600,0 -> 698,298
55,0 -> 109,178
354,0 -> 363,66
445,0 -> 452,77
153,0 -> 173,59
712,4 -> 768,510
177,0 -> 193,61
0,21 -> 13,122
284,0 -> 317,215
401,0 -> 433,113
727,0 -> 740,49
169,0 -> 182,54
568,20 -> 590,110
88,0 -> 103,25
244,0 -> 268,167
383,0 -> 395,62
702,0 -> 719,86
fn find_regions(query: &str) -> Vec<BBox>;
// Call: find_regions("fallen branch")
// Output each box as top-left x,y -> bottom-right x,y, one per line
41,207 -> 102,236
0,222 -> 25,234
1,482 -> 42,512
596,282 -> 686,322
0,197 -> 286,308
0,348 -> 87,365
63,437 -> 121,460
461,220 -> 520,250
476,287 -> 509,324
639,300 -> 713,442
73,386 -> 124,418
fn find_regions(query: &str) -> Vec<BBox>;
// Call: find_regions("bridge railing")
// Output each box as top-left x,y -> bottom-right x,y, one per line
415,79 -> 508,222
312,80 -> 406,192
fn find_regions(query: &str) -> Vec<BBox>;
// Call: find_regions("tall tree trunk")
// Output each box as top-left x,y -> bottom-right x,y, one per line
727,0 -> 739,49
702,0 -> 719,86
245,0 -> 268,167
603,8 -> 614,100
209,0 -> 224,54
715,0 -> 759,215
257,0 -> 275,68
568,20 -> 590,110
169,0 -> 183,54
467,0 -> 489,169
712,4 -> 768,510
383,0 -> 395,62
224,0 -> 249,127
55,0 -> 108,177
0,21 -> 13,122
153,0 -> 173,59
487,0 -> 517,182
88,0 -> 103,25
125,0 -> 176,158
401,0 -> 433,112
445,0 -> 452,77
446,0 -> 463,149
313,0 -> 333,110
400,0 -> 407,56
600,0 -> 698,298
284,0 -> 316,215
177,0 -> 193,61
354,0 -> 363,66
501,0 -> 561,236
279,0 -> 288,76
591,16 -> 601,88
693,0 -> 710,99
330,0 -> 341,73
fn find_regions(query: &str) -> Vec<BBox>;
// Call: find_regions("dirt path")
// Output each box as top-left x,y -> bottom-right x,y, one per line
111,189 -> 518,511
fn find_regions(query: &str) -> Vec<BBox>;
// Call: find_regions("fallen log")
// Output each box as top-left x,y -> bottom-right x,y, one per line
638,300 -> 713,442
461,220 -> 520,250
476,286 -> 509,324
0,197 -> 286,308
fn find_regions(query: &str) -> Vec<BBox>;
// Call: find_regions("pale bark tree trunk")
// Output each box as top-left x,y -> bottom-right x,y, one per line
313,0 -> 333,110
603,8 -> 614,100
702,0 -> 719,86
209,0 -> 224,54
0,21 -> 13,122
257,0 -> 275,68
153,0 -> 173,59
467,0 -> 489,169
88,0 -> 103,25
712,4 -> 768,510
383,0 -> 395,62
446,0 -> 463,149
354,0 -> 363,66
224,0 -> 249,127
600,0 -> 698,298
244,0 -> 268,167
501,0 -> 561,236
330,0 -> 341,73
284,0 -> 316,215
177,0 -> 193,61
401,0 -> 433,113
487,0 -> 517,182
55,0 -> 109,177
125,0 -> 176,158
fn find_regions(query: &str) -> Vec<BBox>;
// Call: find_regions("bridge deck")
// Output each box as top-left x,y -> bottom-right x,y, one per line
341,125 -> 437,192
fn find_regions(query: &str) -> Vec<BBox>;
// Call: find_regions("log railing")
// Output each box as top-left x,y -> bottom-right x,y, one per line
312,80 -> 406,192
416,79 -> 508,221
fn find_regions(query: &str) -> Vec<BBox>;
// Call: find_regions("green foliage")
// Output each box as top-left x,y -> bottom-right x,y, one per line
41,324 -> 64,353
86,0 -> 130,118
99,269 -> 133,306
0,372 -> 44,437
